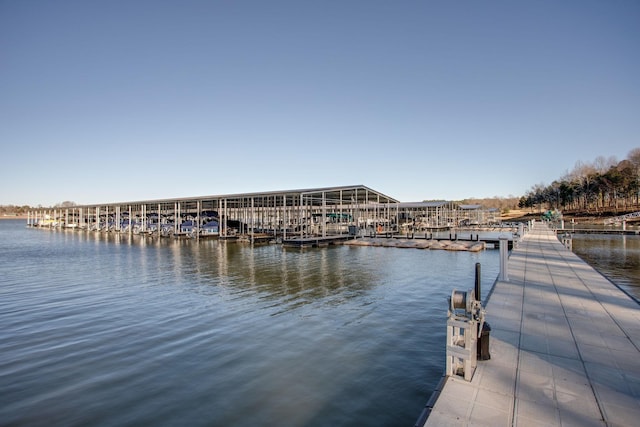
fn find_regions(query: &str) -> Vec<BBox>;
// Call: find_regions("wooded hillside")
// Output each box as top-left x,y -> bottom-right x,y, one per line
519,148 -> 640,215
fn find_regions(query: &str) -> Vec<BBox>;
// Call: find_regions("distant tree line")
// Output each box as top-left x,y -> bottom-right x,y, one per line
519,148 -> 640,214
1,201 -> 77,215
458,197 -> 520,214
0,205 -> 32,216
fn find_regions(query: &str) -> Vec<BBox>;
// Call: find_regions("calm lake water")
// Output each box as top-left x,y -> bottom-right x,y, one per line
571,233 -> 640,301
0,219 -> 500,427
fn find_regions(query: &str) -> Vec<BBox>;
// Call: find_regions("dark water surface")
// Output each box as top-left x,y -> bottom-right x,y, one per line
0,220 -> 500,427
571,233 -> 640,301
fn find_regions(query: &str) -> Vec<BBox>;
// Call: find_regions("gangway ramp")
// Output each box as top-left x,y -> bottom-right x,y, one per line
604,210 -> 640,225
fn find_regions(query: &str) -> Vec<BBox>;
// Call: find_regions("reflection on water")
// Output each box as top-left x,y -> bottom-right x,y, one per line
0,220 -> 501,427
571,233 -> 640,300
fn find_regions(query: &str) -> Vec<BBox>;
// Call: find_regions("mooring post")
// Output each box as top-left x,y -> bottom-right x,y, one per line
474,262 -> 491,361
475,262 -> 481,302
499,236 -> 509,281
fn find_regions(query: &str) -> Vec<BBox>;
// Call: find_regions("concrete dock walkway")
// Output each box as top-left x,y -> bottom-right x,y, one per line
421,222 -> 640,426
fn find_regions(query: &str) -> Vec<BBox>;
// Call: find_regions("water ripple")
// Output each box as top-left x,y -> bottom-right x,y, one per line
0,220 -> 500,427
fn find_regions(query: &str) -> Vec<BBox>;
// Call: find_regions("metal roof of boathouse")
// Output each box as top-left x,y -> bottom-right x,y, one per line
74,185 -> 400,208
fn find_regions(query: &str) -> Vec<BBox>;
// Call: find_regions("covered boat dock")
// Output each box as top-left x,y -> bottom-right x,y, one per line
27,185 -> 504,241
27,185 -> 400,240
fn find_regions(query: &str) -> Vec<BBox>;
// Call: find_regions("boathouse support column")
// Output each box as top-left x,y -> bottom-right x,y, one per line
325,191 -> 330,237
282,195 -> 287,240
196,200 -> 201,240
273,195 -> 278,237
223,198 -> 227,237
339,190 -> 343,235
142,204 -> 147,233
174,202 -> 179,235
299,194 -> 304,239
128,205 -> 132,235
251,197 -> 255,238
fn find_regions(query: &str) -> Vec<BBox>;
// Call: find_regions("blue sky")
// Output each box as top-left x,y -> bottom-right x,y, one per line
1,0 -> 639,206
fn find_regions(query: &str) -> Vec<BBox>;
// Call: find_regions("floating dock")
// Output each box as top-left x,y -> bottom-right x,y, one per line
555,228 -> 640,235
417,222 -> 640,426
282,235 -> 354,248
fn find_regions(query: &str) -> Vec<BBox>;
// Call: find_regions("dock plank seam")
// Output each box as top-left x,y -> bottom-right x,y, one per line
510,239 -> 532,427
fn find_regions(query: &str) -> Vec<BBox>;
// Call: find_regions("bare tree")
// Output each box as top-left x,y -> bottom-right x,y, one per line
629,148 -> 640,204
572,161 -> 597,210
594,155 -> 617,174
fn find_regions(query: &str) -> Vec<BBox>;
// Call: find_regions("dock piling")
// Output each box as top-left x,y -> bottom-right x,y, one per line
499,236 -> 509,281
